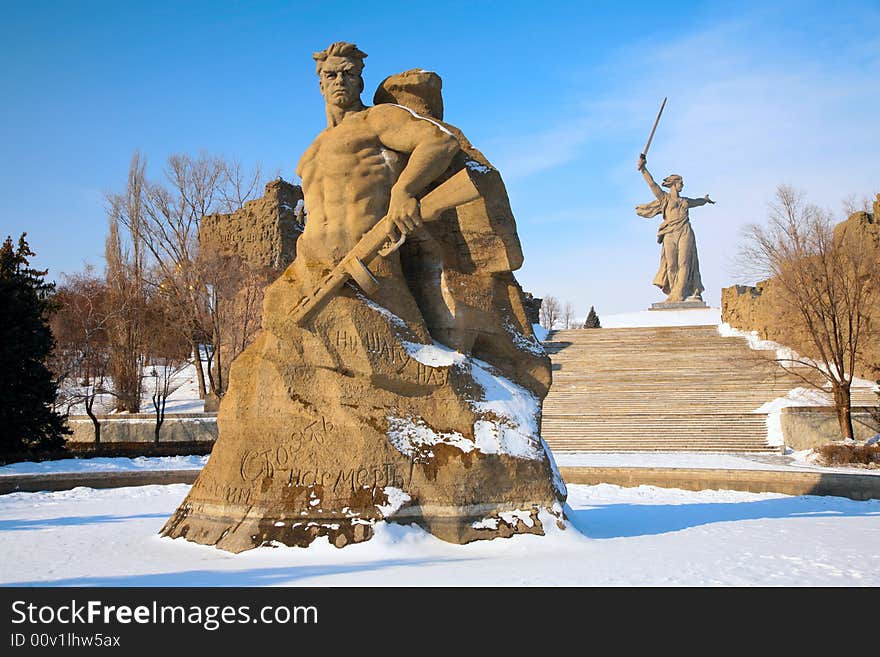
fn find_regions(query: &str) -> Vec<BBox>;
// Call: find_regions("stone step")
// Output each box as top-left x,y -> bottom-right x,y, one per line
539,323 -> 876,453
539,323 -> 819,453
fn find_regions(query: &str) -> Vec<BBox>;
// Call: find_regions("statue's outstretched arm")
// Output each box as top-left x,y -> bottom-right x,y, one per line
687,194 -> 715,207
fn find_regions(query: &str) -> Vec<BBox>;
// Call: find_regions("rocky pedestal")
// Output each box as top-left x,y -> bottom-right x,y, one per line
161,275 -> 566,552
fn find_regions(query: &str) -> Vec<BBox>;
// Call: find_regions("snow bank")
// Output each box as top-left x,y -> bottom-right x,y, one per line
753,387 -> 833,447
718,323 -> 800,362
5,483 -> 880,586
0,455 -> 209,476
601,308 -> 721,328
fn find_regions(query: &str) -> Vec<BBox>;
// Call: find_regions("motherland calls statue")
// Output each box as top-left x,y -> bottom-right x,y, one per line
636,153 -> 714,306
161,42 -> 566,552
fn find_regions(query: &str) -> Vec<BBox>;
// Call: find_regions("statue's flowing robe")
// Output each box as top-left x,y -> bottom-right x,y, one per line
636,194 -> 704,299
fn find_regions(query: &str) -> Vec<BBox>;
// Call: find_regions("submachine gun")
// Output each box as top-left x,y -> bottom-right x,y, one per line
290,166 -> 483,326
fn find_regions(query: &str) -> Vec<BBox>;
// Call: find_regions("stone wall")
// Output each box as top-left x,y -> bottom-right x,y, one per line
66,414 -> 218,444
780,407 -> 880,450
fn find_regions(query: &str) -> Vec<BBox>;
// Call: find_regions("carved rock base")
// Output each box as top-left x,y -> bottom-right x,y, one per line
161,278 -> 566,552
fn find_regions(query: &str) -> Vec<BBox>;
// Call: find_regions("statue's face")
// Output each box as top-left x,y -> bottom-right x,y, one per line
318,56 -> 363,110
673,180 -> 684,192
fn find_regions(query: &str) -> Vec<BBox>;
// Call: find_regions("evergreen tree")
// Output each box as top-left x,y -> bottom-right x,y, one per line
0,234 -> 69,454
583,305 -> 601,329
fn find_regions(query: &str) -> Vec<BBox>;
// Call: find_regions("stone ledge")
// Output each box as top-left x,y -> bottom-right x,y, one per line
0,470 -> 200,495
559,466 -> 880,501
649,300 -> 709,311
4,466 -> 878,502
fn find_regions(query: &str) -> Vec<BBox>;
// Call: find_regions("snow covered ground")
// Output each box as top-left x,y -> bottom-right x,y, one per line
0,482 -> 877,586
5,309 -> 871,587
600,308 -> 722,328
62,359 -> 206,416
0,455 -> 208,476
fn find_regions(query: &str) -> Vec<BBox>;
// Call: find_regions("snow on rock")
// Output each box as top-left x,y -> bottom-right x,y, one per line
498,509 -> 535,528
387,351 -> 546,464
377,486 -> 411,517
471,517 -> 499,530
540,435 -> 567,497
354,291 -> 408,329
387,416 -> 474,457
389,103 -> 454,136
401,340 -> 466,367
468,356 -> 543,461
504,321 -> 545,356
465,160 -> 492,174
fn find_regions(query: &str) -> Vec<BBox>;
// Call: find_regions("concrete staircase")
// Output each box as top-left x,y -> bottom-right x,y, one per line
540,324 -> 876,453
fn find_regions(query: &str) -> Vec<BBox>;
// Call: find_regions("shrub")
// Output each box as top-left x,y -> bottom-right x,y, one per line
814,442 -> 880,467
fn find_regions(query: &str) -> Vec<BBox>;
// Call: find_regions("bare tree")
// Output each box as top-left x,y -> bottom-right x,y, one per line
561,302 -> 576,329
218,158 -> 263,213
105,153 -> 148,412
120,153 -> 261,399
117,152 -> 223,400
110,150 -> 265,405
539,295 -> 561,330
199,251 -> 273,397
143,294 -> 190,444
739,185 -> 878,440
841,193 -> 872,217
51,269 -> 118,447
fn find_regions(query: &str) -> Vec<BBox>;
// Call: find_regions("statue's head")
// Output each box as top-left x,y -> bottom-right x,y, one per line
662,174 -> 683,192
313,42 -> 368,111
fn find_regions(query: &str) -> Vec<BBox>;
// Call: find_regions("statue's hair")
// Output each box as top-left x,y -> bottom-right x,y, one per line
661,174 -> 683,188
313,42 -> 368,75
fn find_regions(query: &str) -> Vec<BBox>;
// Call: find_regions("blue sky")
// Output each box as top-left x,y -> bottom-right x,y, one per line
2,0 -> 878,316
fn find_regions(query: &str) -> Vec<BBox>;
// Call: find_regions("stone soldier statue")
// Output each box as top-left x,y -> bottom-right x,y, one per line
162,42 -> 565,552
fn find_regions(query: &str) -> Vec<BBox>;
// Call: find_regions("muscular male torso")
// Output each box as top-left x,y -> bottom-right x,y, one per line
296,108 -> 404,267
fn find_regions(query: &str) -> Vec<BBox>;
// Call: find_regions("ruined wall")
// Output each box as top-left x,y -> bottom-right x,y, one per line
200,178 -> 304,271
721,196 -> 880,381
199,179 -> 305,403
